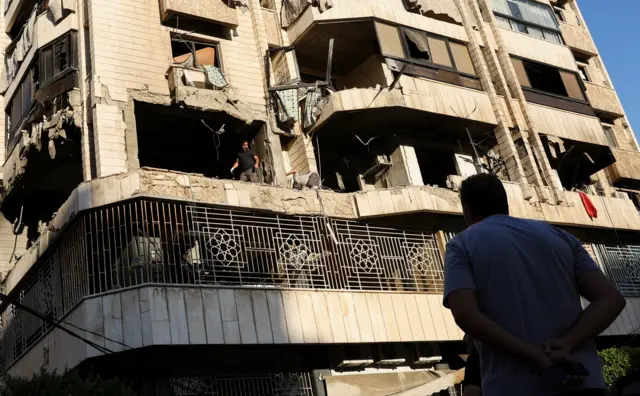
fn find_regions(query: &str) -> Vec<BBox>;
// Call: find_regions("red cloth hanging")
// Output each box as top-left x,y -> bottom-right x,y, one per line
578,191 -> 598,219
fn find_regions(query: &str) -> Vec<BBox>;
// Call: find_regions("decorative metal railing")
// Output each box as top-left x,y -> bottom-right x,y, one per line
596,244 -> 640,297
169,372 -> 316,396
0,198 -> 445,370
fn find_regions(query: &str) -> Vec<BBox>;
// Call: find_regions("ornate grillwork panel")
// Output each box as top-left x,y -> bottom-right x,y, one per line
596,244 -> 640,297
0,198 -> 446,371
170,372 -> 315,396
330,220 -> 445,293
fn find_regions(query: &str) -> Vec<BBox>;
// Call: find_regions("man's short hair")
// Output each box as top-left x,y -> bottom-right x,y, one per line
241,140 -> 249,145
460,173 -> 509,218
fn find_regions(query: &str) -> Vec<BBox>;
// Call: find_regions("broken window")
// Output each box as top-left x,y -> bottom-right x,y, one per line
553,7 -> 565,23
511,57 -> 586,102
492,0 -> 563,44
379,24 -> 478,77
171,37 -> 221,69
39,33 -> 75,86
403,28 -> 431,62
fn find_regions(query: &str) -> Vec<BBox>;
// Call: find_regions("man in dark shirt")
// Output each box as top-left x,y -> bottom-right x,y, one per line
231,140 -> 259,182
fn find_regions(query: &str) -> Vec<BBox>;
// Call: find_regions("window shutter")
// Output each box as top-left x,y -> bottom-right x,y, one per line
374,22 -> 405,59
511,58 -> 531,87
559,70 -> 585,101
450,42 -> 475,75
427,37 -> 453,68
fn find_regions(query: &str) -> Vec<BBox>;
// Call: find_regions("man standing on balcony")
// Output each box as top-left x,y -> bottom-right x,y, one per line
443,173 -> 625,396
231,140 -> 259,182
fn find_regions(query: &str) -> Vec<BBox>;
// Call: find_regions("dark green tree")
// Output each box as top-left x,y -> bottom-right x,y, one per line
0,369 -> 137,396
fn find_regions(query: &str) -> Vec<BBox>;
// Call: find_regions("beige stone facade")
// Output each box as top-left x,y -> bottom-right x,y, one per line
0,0 -> 639,391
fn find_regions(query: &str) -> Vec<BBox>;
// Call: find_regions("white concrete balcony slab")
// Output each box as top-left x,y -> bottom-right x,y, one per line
585,82 -> 625,118
528,103 -> 608,146
159,0 -> 238,27
607,148 -> 640,190
500,27 -> 577,71
286,0 -> 469,44
559,22 -> 597,56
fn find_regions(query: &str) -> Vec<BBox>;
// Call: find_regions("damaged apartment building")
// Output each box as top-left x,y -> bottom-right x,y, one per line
0,0 -> 638,394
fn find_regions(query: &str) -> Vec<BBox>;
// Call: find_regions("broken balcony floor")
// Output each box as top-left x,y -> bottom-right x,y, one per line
5,167 -> 640,297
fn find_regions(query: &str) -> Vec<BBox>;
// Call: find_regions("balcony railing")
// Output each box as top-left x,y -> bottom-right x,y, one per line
596,244 -> 640,297
170,373 -> 316,396
0,198 -> 445,370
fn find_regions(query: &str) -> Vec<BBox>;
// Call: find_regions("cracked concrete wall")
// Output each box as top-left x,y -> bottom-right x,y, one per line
84,0 -> 274,179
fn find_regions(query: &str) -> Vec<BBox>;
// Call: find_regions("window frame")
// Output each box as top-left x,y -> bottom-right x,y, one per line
511,55 -> 589,104
602,125 -> 617,148
493,0 -> 564,45
170,36 -> 224,72
553,7 -> 565,23
577,63 -> 590,82
5,68 -> 35,150
38,32 -> 77,88
396,26 -> 477,80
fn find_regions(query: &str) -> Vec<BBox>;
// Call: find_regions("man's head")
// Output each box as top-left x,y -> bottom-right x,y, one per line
460,173 -> 509,226
241,140 -> 249,152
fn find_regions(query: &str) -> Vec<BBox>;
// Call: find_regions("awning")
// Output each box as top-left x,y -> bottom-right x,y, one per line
325,369 -> 465,396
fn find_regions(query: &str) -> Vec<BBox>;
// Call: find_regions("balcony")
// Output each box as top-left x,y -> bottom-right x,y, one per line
159,0 -> 238,27
527,103 -> 608,146
607,148 -> 640,189
0,195 -> 462,373
354,182 -> 640,231
584,82 -> 625,118
499,27 -> 577,71
285,0 -> 468,44
559,22 -> 597,56
167,65 -> 258,125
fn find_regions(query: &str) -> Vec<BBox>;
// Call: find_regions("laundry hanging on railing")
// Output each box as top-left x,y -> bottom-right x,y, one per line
202,65 -> 229,89
280,0 -> 334,28
274,88 -> 300,125
1,7 -> 37,93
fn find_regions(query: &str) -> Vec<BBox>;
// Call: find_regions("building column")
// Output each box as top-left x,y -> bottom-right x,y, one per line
455,0 -> 533,199
474,0 -> 565,203
387,145 -> 424,187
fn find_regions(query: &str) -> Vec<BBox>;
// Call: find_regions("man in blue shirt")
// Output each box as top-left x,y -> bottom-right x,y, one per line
444,173 -> 626,395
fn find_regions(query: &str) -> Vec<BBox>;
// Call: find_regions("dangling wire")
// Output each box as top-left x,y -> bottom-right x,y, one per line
201,120 -> 225,161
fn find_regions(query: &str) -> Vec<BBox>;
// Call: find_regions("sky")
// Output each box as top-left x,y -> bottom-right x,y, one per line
579,1 -> 640,139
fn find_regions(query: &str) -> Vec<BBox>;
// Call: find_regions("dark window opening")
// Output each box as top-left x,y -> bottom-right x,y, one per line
135,102 -> 258,179
403,29 -> 431,62
163,15 -> 231,40
524,62 -> 568,96
171,37 -> 221,69
415,147 -> 458,188
512,57 -> 586,102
